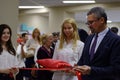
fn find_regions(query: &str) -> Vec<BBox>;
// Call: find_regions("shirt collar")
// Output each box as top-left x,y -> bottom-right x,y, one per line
97,27 -> 109,37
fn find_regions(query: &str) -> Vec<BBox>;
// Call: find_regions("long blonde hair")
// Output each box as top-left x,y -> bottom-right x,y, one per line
59,18 -> 80,49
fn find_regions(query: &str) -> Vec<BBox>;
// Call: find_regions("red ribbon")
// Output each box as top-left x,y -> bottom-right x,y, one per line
76,71 -> 82,80
20,67 -> 71,70
20,67 -> 82,80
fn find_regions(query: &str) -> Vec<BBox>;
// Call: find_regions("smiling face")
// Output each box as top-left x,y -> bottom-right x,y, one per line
32,28 -> 41,39
41,34 -> 53,48
1,28 -> 10,43
46,35 -> 53,47
63,22 -> 74,39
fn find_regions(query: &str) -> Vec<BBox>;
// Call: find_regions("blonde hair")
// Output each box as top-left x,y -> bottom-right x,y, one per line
41,33 -> 53,45
59,18 -> 80,49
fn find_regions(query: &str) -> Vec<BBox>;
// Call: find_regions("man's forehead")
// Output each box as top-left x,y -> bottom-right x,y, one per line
87,14 -> 97,20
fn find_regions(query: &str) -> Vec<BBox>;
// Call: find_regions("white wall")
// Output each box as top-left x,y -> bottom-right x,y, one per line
19,13 -> 120,35
19,7 -> 85,33
19,5 -> 120,34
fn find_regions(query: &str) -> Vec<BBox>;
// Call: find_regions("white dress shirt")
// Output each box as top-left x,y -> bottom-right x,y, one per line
90,27 -> 109,53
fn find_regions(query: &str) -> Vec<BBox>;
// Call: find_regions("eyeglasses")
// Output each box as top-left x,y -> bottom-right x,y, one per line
85,20 -> 98,25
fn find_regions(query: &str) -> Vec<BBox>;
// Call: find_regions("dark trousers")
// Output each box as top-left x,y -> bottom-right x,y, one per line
16,69 -> 25,80
0,73 -> 14,80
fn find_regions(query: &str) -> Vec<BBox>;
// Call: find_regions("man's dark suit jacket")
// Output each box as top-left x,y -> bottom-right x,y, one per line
77,29 -> 120,80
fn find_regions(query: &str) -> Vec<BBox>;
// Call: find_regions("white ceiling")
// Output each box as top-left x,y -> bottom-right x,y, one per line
19,0 -> 120,23
19,0 -> 120,7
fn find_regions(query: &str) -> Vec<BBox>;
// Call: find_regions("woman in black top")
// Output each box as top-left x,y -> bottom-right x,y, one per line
37,34 -> 54,80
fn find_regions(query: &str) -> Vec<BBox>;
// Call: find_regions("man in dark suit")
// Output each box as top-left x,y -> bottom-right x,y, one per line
74,7 -> 120,80
78,28 -> 89,43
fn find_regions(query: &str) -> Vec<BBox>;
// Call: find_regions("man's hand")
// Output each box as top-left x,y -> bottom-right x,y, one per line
74,65 -> 91,75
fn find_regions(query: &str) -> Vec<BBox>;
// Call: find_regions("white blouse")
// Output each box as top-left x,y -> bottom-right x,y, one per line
24,38 -> 40,55
0,50 -> 19,69
25,38 -> 40,50
52,40 -> 84,80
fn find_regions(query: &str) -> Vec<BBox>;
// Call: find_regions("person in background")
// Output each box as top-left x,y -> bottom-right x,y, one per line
21,33 -> 29,43
0,24 -> 19,80
36,33 -> 54,80
52,18 -> 84,80
16,33 -> 29,80
110,27 -> 119,34
24,28 -> 41,80
74,7 -> 120,80
78,28 -> 88,43
51,32 -> 60,50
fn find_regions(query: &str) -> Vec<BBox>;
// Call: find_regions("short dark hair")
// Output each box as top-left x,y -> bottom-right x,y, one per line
21,33 -> 27,37
87,7 -> 107,23
110,27 -> 118,34
52,32 -> 59,37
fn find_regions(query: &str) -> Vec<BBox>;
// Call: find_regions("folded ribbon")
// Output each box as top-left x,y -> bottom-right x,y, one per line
36,59 -> 72,68
20,59 -> 82,80
36,59 -> 82,80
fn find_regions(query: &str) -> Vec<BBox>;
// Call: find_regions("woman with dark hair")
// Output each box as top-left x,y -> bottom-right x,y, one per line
0,24 -> 19,80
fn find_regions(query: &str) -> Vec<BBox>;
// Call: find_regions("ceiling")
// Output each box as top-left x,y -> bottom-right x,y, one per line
19,0 -> 120,7
19,0 -> 120,23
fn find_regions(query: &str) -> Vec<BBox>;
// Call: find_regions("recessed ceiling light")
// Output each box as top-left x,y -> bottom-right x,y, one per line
107,20 -> 112,23
63,0 -> 95,3
19,6 -> 45,9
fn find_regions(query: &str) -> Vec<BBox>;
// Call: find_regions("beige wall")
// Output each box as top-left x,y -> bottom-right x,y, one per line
19,7 -> 75,33
19,14 -> 48,34
19,7 -> 79,33
0,0 -> 18,47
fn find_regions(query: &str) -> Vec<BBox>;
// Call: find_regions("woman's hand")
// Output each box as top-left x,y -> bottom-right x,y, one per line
10,68 -> 19,75
0,69 -> 11,74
